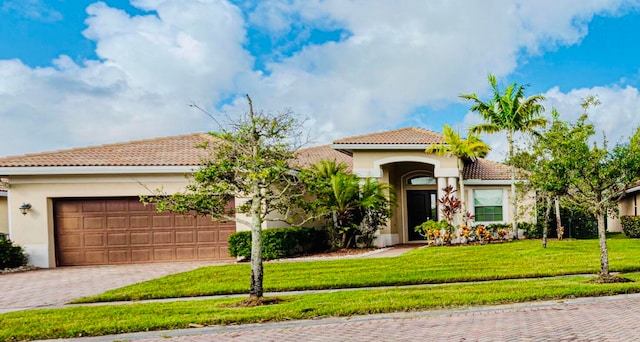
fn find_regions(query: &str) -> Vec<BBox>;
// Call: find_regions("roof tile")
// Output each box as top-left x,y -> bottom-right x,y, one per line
0,133 -> 214,167
293,145 -> 352,172
333,127 -> 445,145
463,159 -> 519,180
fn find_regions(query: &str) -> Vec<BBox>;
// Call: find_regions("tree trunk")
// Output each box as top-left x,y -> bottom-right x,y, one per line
554,197 -> 562,238
597,212 -> 610,277
508,131 -> 518,239
249,187 -> 264,299
542,195 -> 551,248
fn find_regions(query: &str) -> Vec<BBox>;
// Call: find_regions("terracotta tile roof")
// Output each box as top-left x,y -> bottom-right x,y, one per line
0,133 -> 215,167
463,158 -> 525,181
333,127 -> 445,145
293,145 -> 352,172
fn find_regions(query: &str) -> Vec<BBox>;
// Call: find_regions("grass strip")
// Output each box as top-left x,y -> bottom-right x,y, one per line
3,274 -> 640,341
75,239 -> 640,303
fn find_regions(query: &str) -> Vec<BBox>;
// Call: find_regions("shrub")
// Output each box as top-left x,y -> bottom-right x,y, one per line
0,238 -> 28,269
519,222 -> 541,239
228,227 -> 328,260
621,216 -> 640,238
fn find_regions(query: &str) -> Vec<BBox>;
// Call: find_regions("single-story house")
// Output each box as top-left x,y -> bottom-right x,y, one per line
0,127 -> 533,268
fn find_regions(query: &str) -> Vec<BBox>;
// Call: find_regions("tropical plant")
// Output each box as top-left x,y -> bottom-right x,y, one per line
425,124 -> 490,217
462,74 -> 546,238
302,160 -> 394,249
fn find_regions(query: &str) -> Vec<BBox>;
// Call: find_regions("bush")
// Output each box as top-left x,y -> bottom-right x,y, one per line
0,238 -> 28,269
520,222 -> 542,239
228,227 -> 328,260
621,216 -> 640,238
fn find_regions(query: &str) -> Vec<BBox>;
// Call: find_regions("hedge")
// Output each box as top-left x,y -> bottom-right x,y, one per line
228,227 -> 328,260
621,216 -> 640,238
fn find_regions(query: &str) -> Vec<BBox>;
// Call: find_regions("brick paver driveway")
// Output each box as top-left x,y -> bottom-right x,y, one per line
0,261 -> 228,313
68,293 -> 640,342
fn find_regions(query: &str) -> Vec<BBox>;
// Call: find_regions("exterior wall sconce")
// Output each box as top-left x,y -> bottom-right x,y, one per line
19,203 -> 32,215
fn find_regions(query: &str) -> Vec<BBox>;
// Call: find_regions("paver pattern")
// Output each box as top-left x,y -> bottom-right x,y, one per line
0,261 -> 227,313
68,294 -> 640,342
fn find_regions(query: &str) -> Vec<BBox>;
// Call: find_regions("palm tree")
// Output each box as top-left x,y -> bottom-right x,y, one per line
462,74 -> 546,238
426,124 -> 491,221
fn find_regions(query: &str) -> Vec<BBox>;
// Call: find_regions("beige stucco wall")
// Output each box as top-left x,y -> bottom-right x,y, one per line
351,150 -> 458,178
7,173 -> 193,268
0,195 -> 8,235
609,193 -> 640,232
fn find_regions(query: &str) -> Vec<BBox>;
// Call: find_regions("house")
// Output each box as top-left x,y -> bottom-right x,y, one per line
0,127 -> 533,268
608,182 -> 640,233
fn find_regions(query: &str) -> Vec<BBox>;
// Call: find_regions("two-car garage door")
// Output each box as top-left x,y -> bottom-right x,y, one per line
54,197 -> 236,266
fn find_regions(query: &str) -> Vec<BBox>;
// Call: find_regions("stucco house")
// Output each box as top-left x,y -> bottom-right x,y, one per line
608,182 -> 640,232
0,127 -> 531,268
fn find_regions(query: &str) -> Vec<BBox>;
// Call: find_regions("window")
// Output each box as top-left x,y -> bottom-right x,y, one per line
474,189 -> 503,222
407,176 -> 436,185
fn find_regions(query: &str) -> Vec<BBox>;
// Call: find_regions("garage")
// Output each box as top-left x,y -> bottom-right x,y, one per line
54,197 -> 235,266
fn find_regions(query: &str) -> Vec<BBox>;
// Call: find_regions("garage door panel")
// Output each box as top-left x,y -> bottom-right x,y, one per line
130,216 -> 150,228
57,234 -> 82,248
83,217 -> 104,230
131,249 -> 151,262
84,234 -> 105,247
130,232 -> 151,245
176,231 -> 195,244
107,233 -> 127,246
54,197 -> 235,266
107,216 -> 128,229
152,216 -> 172,228
82,201 -> 105,212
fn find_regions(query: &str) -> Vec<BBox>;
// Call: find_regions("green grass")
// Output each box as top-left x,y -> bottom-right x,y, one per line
75,238 -> 640,303
4,274 -> 640,341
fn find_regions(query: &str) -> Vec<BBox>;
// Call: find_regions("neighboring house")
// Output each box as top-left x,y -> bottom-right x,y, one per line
0,127 -> 532,268
608,182 -> 640,233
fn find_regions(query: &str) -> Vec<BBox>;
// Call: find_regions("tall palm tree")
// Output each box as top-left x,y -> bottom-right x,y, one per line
462,74 -> 546,238
426,124 -> 491,221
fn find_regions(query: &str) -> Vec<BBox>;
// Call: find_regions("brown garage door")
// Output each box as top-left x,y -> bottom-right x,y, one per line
54,197 -> 235,266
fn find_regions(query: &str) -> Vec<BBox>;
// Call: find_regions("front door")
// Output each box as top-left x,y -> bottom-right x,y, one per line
407,190 -> 437,241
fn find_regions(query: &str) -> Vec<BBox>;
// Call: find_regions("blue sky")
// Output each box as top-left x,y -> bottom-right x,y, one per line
1,0 -> 640,160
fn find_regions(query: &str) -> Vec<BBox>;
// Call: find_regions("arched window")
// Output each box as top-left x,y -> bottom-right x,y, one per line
407,176 -> 436,185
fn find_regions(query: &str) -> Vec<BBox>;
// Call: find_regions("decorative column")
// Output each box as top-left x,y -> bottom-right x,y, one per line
437,177 -> 447,221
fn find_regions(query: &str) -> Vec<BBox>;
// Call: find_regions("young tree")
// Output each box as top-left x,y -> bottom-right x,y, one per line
145,95 -> 306,301
462,74 -> 546,239
425,124 -> 491,218
530,98 -> 640,279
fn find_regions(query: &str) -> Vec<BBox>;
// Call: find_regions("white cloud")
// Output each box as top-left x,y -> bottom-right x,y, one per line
0,0 -> 638,156
1,0 -> 63,22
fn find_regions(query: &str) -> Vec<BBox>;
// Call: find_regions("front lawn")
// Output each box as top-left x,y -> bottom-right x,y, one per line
3,274 -> 640,341
76,238 -> 640,303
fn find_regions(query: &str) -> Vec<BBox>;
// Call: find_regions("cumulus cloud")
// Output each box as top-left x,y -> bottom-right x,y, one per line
0,0 -> 638,156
